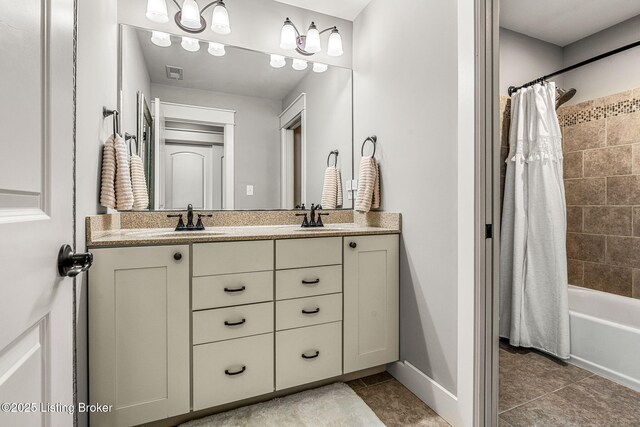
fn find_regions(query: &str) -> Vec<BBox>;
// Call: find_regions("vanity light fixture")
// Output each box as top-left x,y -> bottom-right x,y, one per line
207,42 -> 226,56
151,31 -> 172,47
312,62 -> 328,73
279,18 -> 343,57
181,36 -> 201,52
270,54 -> 286,68
292,58 -> 308,71
145,0 -> 231,35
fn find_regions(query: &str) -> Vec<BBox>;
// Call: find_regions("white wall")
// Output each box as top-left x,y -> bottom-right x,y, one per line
117,0 -> 353,69
562,14 -> 640,103
283,68 -> 353,208
75,1 -> 119,426
499,28 -> 563,96
120,25 -> 151,136
151,84 -> 281,209
353,1 -> 476,424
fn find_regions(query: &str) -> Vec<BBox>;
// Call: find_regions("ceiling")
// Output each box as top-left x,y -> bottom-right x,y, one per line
273,0 -> 372,21
136,29 -> 311,100
500,0 -> 640,46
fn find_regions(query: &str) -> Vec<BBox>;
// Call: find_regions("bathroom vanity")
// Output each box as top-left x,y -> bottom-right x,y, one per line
86,212 -> 400,426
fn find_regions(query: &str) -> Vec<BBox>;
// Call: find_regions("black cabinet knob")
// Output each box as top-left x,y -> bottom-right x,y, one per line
173,252 -> 182,261
349,242 -> 357,249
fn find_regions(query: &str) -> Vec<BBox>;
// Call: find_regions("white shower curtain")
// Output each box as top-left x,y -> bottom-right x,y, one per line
499,82 -> 570,359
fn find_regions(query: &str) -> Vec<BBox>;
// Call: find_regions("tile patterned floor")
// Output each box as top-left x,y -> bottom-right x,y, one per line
499,341 -> 640,426
348,372 -> 450,426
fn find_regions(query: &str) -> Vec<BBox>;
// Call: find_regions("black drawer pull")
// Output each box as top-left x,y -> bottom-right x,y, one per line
302,308 -> 320,315
301,351 -> 320,359
224,285 -> 246,293
301,279 -> 320,285
225,366 -> 246,376
224,319 -> 246,327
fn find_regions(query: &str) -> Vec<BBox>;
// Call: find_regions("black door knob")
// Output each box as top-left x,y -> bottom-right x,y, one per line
349,242 -> 357,248
174,252 -> 182,261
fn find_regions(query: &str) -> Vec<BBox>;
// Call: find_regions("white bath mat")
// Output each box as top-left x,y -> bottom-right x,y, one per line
180,382 -> 384,427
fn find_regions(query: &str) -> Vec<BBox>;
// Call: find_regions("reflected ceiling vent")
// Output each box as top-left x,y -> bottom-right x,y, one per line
166,65 -> 184,80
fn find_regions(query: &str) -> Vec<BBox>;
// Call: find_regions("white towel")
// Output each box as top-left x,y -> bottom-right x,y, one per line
355,156 -> 380,212
99,135 -> 116,209
321,166 -> 343,209
130,154 -> 149,210
114,134 -> 134,211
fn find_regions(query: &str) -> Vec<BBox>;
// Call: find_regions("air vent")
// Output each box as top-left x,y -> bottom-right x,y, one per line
165,65 -> 184,80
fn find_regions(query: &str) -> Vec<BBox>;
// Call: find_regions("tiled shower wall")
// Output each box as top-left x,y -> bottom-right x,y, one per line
499,88 -> 640,299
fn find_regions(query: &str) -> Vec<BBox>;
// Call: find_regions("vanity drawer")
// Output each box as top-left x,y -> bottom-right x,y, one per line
193,271 -> 273,310
276,265 -> 342,300
276,322 -> 342,390
276,237 -> 342,269
193,240 -> 274,276
193,302 -> 273,345
193,333 -> 274,410
276,293 -> 342,331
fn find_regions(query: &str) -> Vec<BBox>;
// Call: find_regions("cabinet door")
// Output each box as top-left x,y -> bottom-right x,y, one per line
343,235 -> 399,373
89,246 -> 190,427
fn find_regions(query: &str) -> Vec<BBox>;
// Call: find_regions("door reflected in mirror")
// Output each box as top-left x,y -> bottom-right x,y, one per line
119,25 -> 353,211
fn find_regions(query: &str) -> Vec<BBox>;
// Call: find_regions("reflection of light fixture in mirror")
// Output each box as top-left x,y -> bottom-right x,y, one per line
313,63 -> 328,73
145,0 -> 231,34
151,31 -> 172,47
181,36 -> 201,52
292,59 -> 308,71
208,42 -> 226,56
270,54 -> 286,68
146,0 -> 169,23
279,18 -> 343,57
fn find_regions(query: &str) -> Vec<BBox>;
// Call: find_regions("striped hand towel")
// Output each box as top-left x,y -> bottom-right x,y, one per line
99,135 -> 116,209
130,154 -> 149,210
321,166 -> 344,209
355,156 -> 380,212
114,134 -> 134,211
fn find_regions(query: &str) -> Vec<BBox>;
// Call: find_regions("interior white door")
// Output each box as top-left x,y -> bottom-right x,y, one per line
165,144 -> 216,210
0,0 -> 76,426
153,98 -> 166,209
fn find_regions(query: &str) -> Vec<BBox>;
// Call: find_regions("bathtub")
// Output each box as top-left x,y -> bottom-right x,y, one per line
568,285 -> 640,391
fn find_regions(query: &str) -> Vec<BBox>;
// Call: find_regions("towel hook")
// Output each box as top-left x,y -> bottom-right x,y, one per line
125,132 -> 138,156
103,106 -> 120,138
361,136 -> 377,157
327,150 -> 339,167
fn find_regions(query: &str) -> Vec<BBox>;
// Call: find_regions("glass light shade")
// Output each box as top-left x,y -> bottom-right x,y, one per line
150,31 -> 171,47
208,42 -> 225,56
146,0 -> 169,23
327,29 -> 344,57
305,23 -> 321,53
313,62 -> 328,73
180,0 -> 202,29
211,3 -> 231,35
181,36 -> 200,52
292,59 -> 308,71
270,54 -> 286,68
280,20 -> 298,50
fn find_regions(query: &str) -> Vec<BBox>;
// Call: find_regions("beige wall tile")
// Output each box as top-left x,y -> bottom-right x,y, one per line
605,236 -> 640,268
633,144 -> 640,175
583,145 -> 632,177
633,270 -> 640,299
607,111 -> 640,146
606,175 -> 640,205
564,151 -> 583,179
583,206 -> 632,236
564,178 -> 606,206
567,259 -> 584,286
635,207 -> 640,237
583,262 -> 632,297
567,233 -> 606,263
567,207 -> 583,233
563,119 -> 606,152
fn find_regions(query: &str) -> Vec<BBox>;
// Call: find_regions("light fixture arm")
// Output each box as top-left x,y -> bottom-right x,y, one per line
171,0 -> 224,13
172,0 -> 229,34
283,18 -> 340,56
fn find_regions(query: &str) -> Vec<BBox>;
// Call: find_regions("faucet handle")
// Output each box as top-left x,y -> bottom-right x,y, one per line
316,213 -> 329,227
296,213 -> 309,228
167,214 -> 185,231
196,213 -> 213,230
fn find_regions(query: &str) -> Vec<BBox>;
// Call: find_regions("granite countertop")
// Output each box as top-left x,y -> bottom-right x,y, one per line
87,223 -> 400,248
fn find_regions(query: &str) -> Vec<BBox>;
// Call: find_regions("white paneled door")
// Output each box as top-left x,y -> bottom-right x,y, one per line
0,0 -> 76,426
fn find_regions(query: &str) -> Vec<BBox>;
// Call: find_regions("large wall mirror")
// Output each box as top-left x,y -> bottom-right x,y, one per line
119,25 -> 353,211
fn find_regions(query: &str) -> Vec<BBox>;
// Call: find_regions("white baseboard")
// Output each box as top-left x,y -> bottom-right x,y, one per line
568,355 -> 640,392
388,361 -> 460,426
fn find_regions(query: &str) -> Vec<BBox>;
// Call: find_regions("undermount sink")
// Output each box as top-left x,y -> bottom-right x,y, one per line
123,229 -> 224,238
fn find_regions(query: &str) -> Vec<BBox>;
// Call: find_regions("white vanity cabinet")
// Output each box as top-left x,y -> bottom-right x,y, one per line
89,245 -> 190,427
343,234 -> 400,373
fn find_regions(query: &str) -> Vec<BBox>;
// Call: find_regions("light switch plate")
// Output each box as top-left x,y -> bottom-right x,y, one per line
246,185 -> 254,196
346,180 -> 352,191
347,191 -> 353,200
351,179 -> 358,190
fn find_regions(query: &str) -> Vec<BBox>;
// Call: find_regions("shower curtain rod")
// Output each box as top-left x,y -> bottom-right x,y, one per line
508,39 -> 640,96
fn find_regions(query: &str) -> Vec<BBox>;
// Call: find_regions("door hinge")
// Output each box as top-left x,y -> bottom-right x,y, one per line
485,224 -> 493,239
